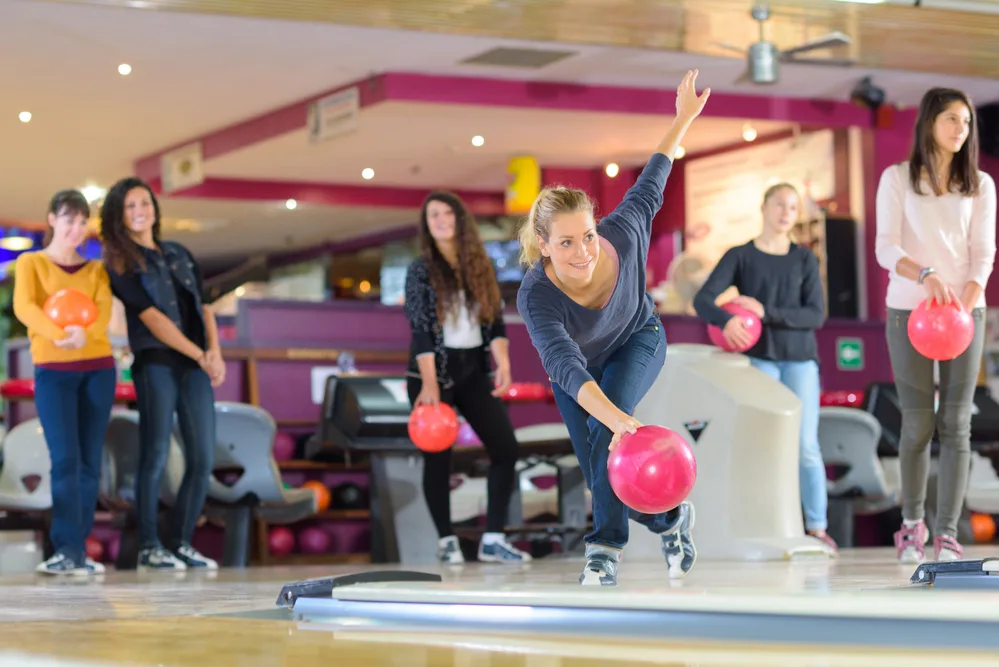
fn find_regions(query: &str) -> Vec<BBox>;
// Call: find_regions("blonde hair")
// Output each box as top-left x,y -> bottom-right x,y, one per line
762,182 -> 799,205
518,186 -> 595,265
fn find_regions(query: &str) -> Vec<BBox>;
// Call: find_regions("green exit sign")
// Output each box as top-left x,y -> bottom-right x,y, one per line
836,337 -> 864,371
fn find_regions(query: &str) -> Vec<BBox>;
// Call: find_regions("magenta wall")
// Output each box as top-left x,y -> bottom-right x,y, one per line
229,299 -> 885,431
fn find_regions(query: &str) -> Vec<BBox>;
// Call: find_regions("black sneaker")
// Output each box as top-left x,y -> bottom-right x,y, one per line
661,501 -> 696,579
579,553 -> 618,586
35,552 -> 87,576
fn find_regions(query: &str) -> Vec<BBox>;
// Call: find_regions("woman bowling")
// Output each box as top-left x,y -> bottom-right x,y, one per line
13,190 -> 116,575
404,191 -> 531,565
875,87 -> 996,563
692,183 -> 835,552
101,177 -> 224,572
517,70 -> 709,586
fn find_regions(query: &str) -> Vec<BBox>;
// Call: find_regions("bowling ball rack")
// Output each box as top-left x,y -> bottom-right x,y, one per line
271,566 -> 999,651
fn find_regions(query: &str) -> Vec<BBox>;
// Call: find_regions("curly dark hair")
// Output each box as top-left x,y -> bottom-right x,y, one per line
100,177 -> 162,275
419,191 -> 502,325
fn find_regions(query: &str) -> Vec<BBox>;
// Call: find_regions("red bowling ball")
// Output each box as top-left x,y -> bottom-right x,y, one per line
907,299 -> 975,361
608,425 -> 697,515
408,403 -> 459,453
707,302 -> 762,353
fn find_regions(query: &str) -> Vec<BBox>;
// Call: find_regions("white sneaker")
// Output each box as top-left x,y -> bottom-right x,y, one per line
35,552 -> 87,576
477,535 -> 532,563
437,536 -> 465,564
174,543 -> 219,570
138,546 -> 187,572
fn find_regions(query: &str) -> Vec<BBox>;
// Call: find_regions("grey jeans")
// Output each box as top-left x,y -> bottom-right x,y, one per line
885,307 -> 986,538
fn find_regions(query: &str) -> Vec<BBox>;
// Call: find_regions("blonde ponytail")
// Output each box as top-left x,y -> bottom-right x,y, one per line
517,186 -> 595,266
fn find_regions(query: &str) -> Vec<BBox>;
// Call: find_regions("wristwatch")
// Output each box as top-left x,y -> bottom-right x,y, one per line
918,267 -> 935,284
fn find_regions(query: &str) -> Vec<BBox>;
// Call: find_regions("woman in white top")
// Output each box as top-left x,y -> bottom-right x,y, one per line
403,191 -> 531,565
875,86 -> 997,564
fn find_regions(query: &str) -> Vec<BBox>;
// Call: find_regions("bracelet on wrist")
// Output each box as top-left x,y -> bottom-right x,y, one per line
918,267 -> 935,284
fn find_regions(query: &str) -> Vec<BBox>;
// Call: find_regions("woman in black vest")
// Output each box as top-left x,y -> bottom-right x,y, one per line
404,191 -> 530,564
101,177 -> 223,572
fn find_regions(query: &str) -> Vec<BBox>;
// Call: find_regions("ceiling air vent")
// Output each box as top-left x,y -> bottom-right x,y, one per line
460,47 -> 576,69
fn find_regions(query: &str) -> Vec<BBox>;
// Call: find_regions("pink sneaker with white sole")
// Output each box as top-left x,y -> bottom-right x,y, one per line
933,535 -> 963,562
894,521 -> 928,563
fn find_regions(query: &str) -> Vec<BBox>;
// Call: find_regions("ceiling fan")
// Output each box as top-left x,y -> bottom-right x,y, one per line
716,4 -> 856,85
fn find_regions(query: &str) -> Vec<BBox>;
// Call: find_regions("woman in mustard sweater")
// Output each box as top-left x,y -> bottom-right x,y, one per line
13,189 -> 116,576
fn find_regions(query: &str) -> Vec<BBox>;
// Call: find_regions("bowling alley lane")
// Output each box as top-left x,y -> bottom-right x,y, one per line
0,617 -> 997,667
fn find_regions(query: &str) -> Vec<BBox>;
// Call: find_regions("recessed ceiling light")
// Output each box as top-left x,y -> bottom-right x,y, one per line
361,168 -> 375,180
675,146 -> 686,159
80,185 -> 107,202
285,199 -> 297,210
605,163 -> 619,178
18,111 -> 31,123
742,124 -> 758,142
118,63 -> 132,76
471,135 -> 484,147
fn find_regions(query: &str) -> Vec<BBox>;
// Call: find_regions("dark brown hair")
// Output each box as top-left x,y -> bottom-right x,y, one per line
908,87 -> 980,197
419,191 -> 502,325
100,177 -> 162,274
44,190 -> 90,247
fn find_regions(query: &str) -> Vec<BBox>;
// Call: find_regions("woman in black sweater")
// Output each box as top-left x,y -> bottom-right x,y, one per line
404,191 -> 531,565
693,182 -> 835,552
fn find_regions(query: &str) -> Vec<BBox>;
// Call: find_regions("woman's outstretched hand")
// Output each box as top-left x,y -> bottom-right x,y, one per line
675,69 -> 711,121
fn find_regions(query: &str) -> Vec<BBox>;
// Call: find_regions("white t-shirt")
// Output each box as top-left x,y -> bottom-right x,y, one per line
442,291 -> 484,349
875,161 -> 997,310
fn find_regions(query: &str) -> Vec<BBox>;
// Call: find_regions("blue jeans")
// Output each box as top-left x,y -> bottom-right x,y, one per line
551,315 -> 677,550
34,366 -> 117,563
133,363 -> 215,550
749,358 -> 828,532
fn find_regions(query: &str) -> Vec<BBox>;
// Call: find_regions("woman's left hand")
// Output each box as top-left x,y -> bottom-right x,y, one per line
732,296 -> 765,319
675,69 -> 711,121
491,363 -> 512,398
203,348 -> 226,387
54,325 -> 86,350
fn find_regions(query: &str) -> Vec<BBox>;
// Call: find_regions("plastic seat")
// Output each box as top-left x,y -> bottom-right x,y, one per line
0,419 -> 51,511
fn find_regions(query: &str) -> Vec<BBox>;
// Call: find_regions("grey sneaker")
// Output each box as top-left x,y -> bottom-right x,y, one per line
661,501 -> 696,579
437,536 -> 465,564
35,552 -> 87,576
579,552 -> 618,586
478,537 -> 532,563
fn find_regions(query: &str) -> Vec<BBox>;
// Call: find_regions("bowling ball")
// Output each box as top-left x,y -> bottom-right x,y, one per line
272,432 -> 296,461
297,526 -> 331,554
408,403 -> 459,453
43,289 -> 97,328
332,482 -> 368,510
608,425 -> 697,514
706,302 -> 762,353
301,480 -> 331,512
908,299 -> 975,361
85,536 -> 103,562
268,526 -> 295,557
970,512 -> 996,543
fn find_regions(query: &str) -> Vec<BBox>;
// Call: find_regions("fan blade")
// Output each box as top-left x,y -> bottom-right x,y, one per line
783,56 -> 856,67
733,68 -> 751,85
780,31 -> 852,58
713,41 -> 747,55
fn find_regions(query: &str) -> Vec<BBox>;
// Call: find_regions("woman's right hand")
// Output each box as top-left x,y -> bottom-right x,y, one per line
922,273 -> 957,306
54,325 -> 86,350
722,316 -> 754,350
415,382 -> 440,407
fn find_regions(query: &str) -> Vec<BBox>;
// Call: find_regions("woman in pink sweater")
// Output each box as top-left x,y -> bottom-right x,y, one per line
875,86 -> 996,564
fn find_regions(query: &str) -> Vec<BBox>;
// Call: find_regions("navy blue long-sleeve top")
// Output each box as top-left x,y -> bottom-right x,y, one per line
516,153 -> 669,400
692,240 -> 825,363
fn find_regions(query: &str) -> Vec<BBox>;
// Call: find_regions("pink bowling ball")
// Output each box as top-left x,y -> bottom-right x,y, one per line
707,302 -> 762,353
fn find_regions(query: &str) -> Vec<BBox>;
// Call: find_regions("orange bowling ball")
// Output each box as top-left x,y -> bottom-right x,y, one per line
301,480 -> 330,512
43,289 -> 97,328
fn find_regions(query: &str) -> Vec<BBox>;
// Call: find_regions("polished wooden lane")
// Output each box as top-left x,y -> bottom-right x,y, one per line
0,547 -> 995,665
0,618 -> 997,667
